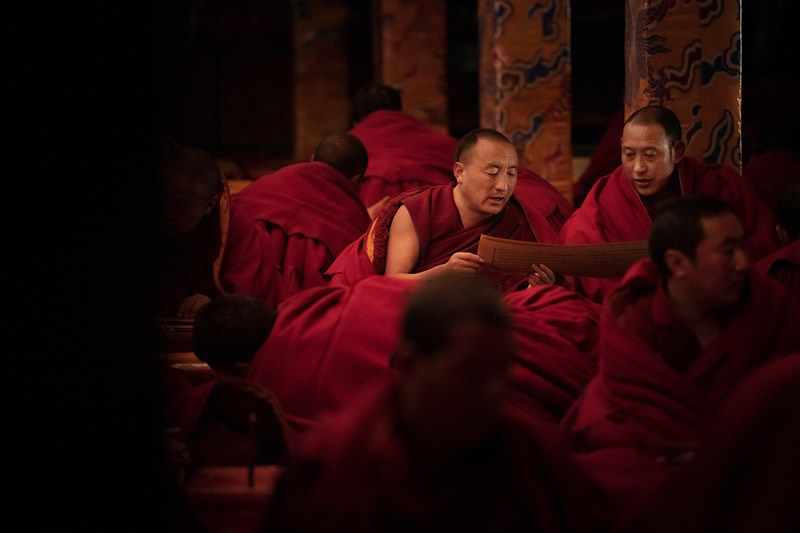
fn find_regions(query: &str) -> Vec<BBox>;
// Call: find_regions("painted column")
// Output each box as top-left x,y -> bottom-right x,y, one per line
625,0 -> 742,169
293,0 -> 351,161
374,0 -> 449,133
479,0 -> 573,203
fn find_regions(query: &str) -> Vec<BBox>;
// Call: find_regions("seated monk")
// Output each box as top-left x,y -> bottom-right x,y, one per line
232,132 -> 372,296
261,274 -> 606,533
350,83 -> 458,209
614,352 -> 800,533
156,141 -> 285,317
560,195 -> 800,521
741,120 -> 800,216
326,128 -> 562,293
755,182 -> 800,295
560,105 -> 781,303
514,167 -> 575,234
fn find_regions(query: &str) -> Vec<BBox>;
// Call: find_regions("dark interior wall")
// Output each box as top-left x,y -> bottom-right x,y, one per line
570,1 -> 625,150
447,0 -> 480,139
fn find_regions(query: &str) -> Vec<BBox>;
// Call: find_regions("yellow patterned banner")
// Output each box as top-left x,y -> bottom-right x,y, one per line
479,0 -> 573,203
625,0 -> 741,169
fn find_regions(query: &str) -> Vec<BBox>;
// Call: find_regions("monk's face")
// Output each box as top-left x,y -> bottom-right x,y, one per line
454,138 -> 518,221
621,122 -> 684,197
683,213 -> 751,310
159,170 -> 218,237
402,320 -> 512,449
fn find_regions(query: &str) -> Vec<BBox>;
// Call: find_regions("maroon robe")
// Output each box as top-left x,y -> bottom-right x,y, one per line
157,177 -> 285,315
232,162 -> 371,296
247,276 -> 418,437
503,285 -> 602,426
755,239 -> 800,297
514,167 -> 575,234
350,109 -> 458,207
263,381 -> 605,533
326,184 -> 560,293
560,259 -> 800,517
615,353 -> 800,533
560,157 -> 781,303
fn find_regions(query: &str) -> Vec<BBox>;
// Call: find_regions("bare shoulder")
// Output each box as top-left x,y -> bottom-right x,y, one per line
385,205 -> 420,274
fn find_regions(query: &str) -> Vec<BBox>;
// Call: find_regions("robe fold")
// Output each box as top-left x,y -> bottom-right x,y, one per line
326,184 -> 559,293
559,158 -> 781,303
232,162 -> 370,296
560,258 -> 800,517
246,276 -> 418,436
615,353 -> 800,533
263,381 -> 605,533
514,167 -> 575,234
158,176 -> 285,314
502,285 -> 602,425
350,109 -> 458,207
755,240 -> 800,296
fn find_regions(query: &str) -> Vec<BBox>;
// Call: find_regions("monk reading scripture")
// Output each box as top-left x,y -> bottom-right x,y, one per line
560,195 -> 800,520
232,132 -> 372,296
560,105 -> 780,303
326,128 -> 561,293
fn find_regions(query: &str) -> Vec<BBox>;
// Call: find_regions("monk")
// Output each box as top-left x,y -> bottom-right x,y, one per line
350,83 -> 458,209
560,195 -> 800,520
232,132 -> 372,296
560,105 -> 780,303
755,182 -> 800,295
156,141 -> 285,317
326,128 -> 561,293
741,120 -> 800,215
261,274 -> 605,533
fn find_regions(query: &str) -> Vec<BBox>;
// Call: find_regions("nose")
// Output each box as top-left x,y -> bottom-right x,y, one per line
495,173 -> 509,193
633,155 -> 647,175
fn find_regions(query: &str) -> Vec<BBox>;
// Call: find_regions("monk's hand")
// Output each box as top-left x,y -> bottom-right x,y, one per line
445,252 -> 485,273
177,293 -> 211,318
367,195 -> 391,219
527,263 -> 556,287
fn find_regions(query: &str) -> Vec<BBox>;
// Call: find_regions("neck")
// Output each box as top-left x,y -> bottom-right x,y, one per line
665,278 -> 721,349
452,185 -> 493,228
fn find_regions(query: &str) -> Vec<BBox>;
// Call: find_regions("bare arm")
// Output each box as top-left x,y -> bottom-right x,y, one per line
384,205 -> 485,280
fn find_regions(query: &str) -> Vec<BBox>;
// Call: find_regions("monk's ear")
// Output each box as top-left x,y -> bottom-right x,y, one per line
453,161 -> 465,184
664,248 -> 691,278
672,141 -> 686,164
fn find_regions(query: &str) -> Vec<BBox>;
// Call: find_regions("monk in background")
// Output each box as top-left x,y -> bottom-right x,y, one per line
261,274 -> 605,533
327,128 -> 561,293
350,83 -> 458,209
156,140 -> 285,317
755,182 -> 800,295
233,132 -> 372,297
560,195 -> 800,521
560,105 -> 780,303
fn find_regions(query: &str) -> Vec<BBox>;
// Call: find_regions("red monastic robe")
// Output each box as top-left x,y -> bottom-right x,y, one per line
560,259 -> 800,516
247,276 -> 417,437
514,167 -> 575,234
326,184 -> 560,293
157,176 -> 285,315
263,381 -> 605,533
232,162 -> 371,296
559,158 -> 781,303
615,353 -> 800,533
350,109 -> 458,207
755,240 -> 800,297
503,285 -> 602,426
